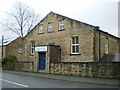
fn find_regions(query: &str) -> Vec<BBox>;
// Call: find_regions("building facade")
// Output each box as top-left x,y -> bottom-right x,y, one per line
5,12 -> 120,72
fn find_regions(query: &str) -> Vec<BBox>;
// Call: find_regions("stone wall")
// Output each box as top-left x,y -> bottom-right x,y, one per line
21,12 -> 95,70
49,62 -> 120,78
23,12 -> 95,63
2,62 -> 34,71
5,12 -> 120,64
2,61 -> 120,78
94,30 -> 120,61
4,12 -> 120,73
5,37 -> 24,61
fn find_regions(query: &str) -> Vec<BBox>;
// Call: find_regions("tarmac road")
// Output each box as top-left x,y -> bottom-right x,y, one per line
1,70 -> 119,88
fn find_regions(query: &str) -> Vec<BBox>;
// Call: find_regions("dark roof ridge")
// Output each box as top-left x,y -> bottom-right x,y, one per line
4,37 -> 21,46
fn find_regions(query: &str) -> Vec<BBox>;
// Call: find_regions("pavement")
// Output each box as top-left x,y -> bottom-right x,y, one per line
2,70 -> 120,87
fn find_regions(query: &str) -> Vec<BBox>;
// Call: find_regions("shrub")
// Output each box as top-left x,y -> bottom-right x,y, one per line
2,55 -> 18,64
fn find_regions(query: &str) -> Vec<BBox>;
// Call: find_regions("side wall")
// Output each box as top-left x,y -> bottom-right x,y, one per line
5,38 -> 24,61
94,30 -> 120,61
2,62 -> 34,71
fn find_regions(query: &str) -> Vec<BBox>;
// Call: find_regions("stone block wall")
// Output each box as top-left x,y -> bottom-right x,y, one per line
5,37 -> 24,61
2,62 -> 34,71
21,12 -> 95,63
94,30 -> 120,61
2,62 -> 120,78
49,62 -> 120,78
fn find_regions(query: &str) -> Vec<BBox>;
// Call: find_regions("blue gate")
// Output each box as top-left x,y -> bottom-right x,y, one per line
39,52 -> 46,70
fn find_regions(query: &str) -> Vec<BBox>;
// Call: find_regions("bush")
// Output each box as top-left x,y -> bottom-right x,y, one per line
2,55 -> 18,64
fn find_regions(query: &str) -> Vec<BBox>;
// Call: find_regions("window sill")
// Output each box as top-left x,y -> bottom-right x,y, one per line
69,53 -> 81,55
19,53 -> 23,54
48,31 -> 54,33
58,29 -> 65,31
30,53 -> 34,56
38,32 -> 44,34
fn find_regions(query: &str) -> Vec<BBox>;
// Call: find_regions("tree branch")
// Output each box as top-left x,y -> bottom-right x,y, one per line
2,2 -> 40,38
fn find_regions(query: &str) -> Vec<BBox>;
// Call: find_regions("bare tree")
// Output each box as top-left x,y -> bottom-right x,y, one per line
3,2 -> 40,38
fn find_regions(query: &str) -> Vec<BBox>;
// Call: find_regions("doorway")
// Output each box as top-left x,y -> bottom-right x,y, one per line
38,52 -> 46,70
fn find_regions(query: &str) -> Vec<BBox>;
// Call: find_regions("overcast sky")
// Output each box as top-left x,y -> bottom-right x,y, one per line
0,0 -> 119,43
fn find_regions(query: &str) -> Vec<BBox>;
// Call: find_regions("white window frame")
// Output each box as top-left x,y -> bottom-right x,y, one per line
48,23 -> 53,32
105,38 -> 108,54
19,47 -> 23,54
39,25 -> 44,33
31,41 -> 35,55
19,42 -> 23,54
59,20 -> 64,30
71,36 -> 79,54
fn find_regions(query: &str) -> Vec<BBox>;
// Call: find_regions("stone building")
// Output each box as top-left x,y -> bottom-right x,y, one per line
5,37 -> 23,61
5,12 -> 120,72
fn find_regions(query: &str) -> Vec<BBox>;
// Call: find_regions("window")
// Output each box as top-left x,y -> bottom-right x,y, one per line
48,23 -> 53,32
59,20 -> 64,30
105,38 -> 108,54
19,47 -> 23,54
31,41 -> 35,55
39,25 -> 44,33
71,36 -> 79,54
19,42 -> 23,54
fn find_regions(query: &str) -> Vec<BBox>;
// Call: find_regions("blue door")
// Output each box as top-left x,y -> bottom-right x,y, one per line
39,52 -> 46,70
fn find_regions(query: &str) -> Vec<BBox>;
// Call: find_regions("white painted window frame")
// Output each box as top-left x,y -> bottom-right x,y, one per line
48,23 -> 53,32
71,36 -> 79,54
105,38 -> 108,54
39,25 -> 44,33
59,20 -> 64,30
31,41 -> 35,55
19,47 -> 23,54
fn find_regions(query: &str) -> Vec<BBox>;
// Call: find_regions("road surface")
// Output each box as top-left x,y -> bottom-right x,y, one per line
2,70 -> 119,88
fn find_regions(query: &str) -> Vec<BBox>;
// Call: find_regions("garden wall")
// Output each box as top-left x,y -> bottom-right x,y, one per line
2,62 -> 120,78
2,61 -> 34,71
49,62 -> 120,78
